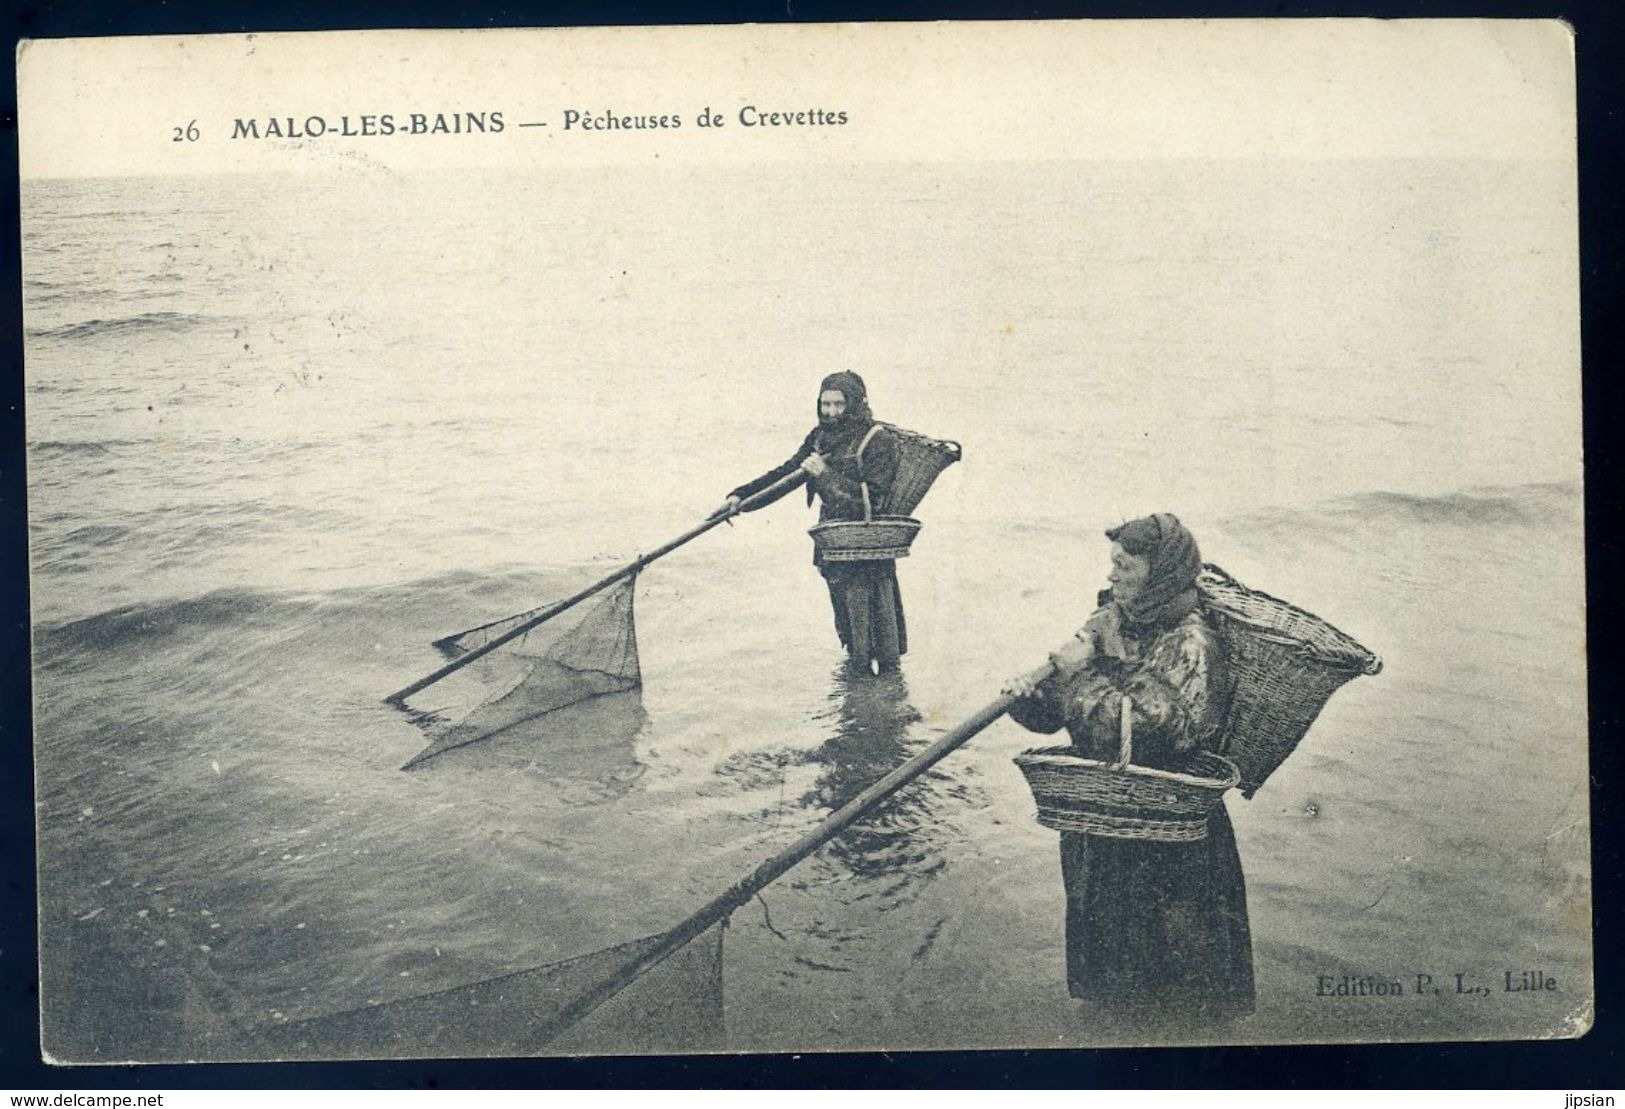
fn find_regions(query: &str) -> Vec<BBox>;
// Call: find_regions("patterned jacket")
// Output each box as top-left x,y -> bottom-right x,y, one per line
1009,608 -> 1230,770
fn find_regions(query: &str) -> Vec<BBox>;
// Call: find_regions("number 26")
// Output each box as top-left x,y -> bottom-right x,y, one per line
172,121 -> 200,142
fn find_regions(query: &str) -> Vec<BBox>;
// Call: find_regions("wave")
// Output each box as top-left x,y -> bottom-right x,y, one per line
26,287 -> 121,306
30,438 -> 144,459
1324,483 -> 1581,528
33,209 -> 153,222
1223,481 -> 1581,537
32,565 -> 579,665
27,311 -> 221,342
59,523 -> 132,548
36,587 -> 294,660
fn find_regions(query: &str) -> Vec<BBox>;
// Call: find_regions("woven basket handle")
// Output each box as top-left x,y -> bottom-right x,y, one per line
855,425 -> 882,523
1112,695 -> 1134,770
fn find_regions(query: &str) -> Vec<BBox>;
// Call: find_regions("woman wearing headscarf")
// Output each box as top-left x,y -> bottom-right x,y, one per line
713,371 -> 907,674
1003,513 -> 1255,1030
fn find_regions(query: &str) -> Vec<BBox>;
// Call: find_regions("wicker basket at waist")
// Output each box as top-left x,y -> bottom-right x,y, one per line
809,516 -> 921,562
807,423 -> 960,562
1014,697 -> 1240,843
1197,564 -> 1381,797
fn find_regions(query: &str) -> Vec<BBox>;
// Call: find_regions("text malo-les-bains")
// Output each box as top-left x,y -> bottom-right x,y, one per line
231,113 -> 504,139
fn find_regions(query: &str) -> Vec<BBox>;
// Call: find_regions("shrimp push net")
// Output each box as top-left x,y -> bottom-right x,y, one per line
399,574 -> 644,772
262,572 -> 730,1058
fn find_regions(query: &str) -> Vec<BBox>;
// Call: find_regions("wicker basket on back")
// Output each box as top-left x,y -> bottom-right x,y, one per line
1014,696 -> 1240,842
1197,563 -> 1382,797
1013,563 -> 1381,838
883,425 -> 962,516
809,423 -> 961,563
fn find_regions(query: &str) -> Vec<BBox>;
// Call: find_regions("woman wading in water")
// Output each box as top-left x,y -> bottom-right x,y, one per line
1005,513 -> 1255,1030
716,371 -> 907,675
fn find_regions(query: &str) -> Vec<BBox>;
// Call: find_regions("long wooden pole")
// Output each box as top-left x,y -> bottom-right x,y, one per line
382,470 -> 809,706
532,662 -> 1057,1043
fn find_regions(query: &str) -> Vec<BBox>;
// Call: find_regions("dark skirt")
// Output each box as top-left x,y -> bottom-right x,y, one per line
820,560 -> 908,668
1058,803 -> 1255,1029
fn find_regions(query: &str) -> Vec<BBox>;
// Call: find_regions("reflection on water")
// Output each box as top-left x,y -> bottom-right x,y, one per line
805,666 -> 924,876
709,663 -> 980,904
808,665 -> 923,803
803,665 -> 978,896
717,665 -> 990,990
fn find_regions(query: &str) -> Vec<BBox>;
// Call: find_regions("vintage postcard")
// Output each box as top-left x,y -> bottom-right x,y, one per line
17,20 -> 1586,1062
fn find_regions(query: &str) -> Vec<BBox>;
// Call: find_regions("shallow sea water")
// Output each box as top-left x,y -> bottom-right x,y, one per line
23,159 -> 1588,1058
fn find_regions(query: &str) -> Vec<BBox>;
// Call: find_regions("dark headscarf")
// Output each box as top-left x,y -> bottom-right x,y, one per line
1104,512 -> 1203,632
813,371 -> 875,456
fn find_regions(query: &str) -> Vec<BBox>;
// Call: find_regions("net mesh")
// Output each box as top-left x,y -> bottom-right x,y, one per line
249,922 -> 725,1060
284,570 -> 726,1058
401,574 -> 643,771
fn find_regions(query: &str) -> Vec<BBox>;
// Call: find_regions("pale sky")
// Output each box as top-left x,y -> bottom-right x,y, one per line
18,19 -> 1576,179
